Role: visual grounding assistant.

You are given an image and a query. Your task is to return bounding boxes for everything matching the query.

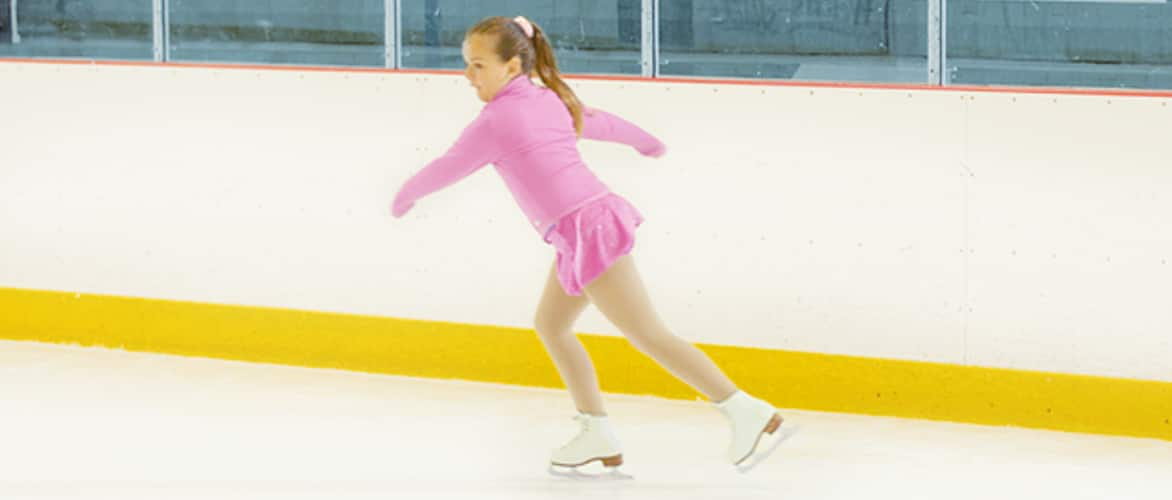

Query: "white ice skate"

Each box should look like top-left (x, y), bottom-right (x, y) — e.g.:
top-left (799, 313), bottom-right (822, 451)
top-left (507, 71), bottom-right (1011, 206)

top-left (547, 413), bottom-right (632, 480)
top-left (716, 390), bottom-right (799, 473)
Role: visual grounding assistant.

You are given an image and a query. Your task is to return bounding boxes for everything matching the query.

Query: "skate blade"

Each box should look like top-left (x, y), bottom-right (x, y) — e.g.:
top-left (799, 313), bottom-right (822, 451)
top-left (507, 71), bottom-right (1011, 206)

top-left (548, 464), bottom-right (633, 481)
top-left (736, 423), bottom-right (799, 474)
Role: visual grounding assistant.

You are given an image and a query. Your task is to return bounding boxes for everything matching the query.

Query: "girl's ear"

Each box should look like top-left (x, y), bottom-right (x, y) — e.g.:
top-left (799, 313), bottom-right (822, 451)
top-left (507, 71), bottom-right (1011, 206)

top-left (507, 55), bottom-right (523, 78)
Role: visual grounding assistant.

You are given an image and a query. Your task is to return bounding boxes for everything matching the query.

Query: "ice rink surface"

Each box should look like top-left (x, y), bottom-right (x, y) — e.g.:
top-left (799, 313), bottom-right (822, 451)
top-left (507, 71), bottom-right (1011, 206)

top-left (2, 339), bottom-right (1169, 500)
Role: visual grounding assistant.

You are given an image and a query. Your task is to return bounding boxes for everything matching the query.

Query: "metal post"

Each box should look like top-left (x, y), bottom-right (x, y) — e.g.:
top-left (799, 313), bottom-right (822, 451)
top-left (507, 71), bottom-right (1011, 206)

top-left (152, 0), bottom-right (170, 62)
top-left (640, 0), bottom-right (658, 77)
top-left (10, 0), bottom-right (20, 44)
top-left (385, 0), bottom-right (400, 68)
top-left (941, 0), bottom-right (949, 85)
top-left (928, 0), bottom-right (944, 85)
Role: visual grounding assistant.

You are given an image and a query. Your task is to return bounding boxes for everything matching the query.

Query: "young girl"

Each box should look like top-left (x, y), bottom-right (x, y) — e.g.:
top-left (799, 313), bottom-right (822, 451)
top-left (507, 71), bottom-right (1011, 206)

top-left (391, 15), bottom-right (796, 477)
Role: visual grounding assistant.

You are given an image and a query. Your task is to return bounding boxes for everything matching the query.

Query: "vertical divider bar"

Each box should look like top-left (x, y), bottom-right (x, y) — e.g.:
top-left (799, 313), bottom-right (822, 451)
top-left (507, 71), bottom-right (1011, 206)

top-left (941, 0), bottom-right (949, 85)
top-left (164, 0), bottom-right (171, 62)
top-left (385, 0), bottom-right (401, 68)
top-left (928, 0), bottom-right (943, 85)
top-left (152, 0), bottom-right (170, 62)
top-left (10, 0), bottom-right (20, 44)
top-left (641, 0), bottom-right (658, 77)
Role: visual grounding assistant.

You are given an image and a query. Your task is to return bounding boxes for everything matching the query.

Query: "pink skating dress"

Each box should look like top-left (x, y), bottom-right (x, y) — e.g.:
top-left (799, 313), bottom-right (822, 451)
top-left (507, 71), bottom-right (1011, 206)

top-left (392, 75), bottom-right (665, 295)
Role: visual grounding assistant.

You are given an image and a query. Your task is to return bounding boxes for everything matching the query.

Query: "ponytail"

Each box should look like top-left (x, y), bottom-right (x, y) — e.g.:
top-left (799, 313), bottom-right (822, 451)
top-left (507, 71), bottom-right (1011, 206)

top-left (529, 24), bottom-right (584, 135)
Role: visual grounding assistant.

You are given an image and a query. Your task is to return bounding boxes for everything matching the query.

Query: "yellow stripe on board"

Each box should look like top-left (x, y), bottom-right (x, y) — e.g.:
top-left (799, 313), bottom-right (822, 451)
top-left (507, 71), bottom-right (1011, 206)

top-left (2, 286), bottom-right (1169, 441)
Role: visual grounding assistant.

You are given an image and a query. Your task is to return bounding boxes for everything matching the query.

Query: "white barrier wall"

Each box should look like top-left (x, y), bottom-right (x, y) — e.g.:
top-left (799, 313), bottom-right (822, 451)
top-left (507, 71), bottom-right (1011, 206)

top-left (2, 62), bottom-right (1170, 382)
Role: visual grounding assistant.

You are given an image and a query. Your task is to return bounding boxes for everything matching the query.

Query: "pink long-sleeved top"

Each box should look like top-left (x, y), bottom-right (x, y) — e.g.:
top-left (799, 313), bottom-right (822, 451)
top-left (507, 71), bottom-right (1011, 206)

top-left (391, 75), bottom-right (665, 239)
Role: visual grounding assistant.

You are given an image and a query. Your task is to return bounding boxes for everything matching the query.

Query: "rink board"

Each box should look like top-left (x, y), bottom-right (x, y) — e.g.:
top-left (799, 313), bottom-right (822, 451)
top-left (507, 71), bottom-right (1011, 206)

top-left (2, 59), bottom-right (1171, 442)
top-left (2, 287), bottom-right (1169, 441)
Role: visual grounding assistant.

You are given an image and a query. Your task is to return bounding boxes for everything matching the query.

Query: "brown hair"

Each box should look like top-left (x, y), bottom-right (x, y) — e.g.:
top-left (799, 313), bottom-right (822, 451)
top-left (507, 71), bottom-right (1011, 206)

top-left (467, 16), bottom-right (584, 135)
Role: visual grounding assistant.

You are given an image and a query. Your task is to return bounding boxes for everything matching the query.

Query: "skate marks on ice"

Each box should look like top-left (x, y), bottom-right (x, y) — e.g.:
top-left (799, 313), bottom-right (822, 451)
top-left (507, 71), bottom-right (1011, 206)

top-left (736, 418), bottom-right (801, 474)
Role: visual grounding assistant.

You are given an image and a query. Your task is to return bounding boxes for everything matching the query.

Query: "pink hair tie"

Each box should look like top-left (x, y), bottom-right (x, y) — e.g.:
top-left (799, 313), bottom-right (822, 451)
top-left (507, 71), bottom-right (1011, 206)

top-left (513, 16), bottom-right (535, 39)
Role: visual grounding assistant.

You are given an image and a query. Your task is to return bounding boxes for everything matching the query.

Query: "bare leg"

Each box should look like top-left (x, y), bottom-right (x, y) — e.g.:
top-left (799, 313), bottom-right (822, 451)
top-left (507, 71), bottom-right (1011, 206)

top-left (534, 259), bottom-right (607, 416)
top-left (584, 255), bottom-right (738, 402)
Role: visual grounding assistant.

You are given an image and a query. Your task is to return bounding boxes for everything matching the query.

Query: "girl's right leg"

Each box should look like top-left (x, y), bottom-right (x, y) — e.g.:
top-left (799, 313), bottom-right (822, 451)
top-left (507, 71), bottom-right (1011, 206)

top-left (537, 259), bottom-right (628, 477)
top-left (534, 259), bottom-right (607, 416)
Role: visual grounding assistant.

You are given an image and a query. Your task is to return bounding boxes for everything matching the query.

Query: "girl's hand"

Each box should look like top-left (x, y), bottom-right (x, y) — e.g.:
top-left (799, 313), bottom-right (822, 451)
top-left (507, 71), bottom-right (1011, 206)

top-left (641, 142), bottom-right (666, 158)
top-left (391, 198), bottom-right (414, 218)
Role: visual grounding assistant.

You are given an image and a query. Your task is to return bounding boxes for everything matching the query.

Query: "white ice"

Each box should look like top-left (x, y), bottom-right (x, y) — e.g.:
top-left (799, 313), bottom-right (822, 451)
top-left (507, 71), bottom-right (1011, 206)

top-left (1, 339), bottom-right (1169, 500)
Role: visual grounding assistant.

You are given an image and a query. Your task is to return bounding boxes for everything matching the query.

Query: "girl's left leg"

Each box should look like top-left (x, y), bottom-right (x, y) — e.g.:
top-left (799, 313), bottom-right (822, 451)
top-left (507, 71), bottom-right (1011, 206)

top-left (583, 255), bottom-right (794, 471)
top-left (582, 255), bottom-right (737, 402)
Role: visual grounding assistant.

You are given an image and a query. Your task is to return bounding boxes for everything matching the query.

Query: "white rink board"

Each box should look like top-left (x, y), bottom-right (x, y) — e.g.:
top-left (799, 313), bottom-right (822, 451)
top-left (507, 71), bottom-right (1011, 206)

top-left (1, 61), bottom-right (1170, 381)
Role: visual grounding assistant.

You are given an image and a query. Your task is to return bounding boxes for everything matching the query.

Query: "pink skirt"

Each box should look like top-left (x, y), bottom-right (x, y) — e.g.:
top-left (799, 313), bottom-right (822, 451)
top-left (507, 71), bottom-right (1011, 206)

top-left (546, 193), bottom-right (645, 296)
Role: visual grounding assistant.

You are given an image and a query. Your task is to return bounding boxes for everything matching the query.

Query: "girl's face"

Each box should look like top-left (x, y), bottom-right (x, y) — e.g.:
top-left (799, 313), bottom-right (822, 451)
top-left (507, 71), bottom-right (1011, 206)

top-left (462, 34), bottom-right (523, 103)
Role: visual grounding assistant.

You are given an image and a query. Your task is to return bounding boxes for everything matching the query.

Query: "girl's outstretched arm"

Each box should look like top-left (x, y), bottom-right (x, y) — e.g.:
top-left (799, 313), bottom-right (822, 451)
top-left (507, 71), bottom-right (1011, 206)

top-left (392, 112), bottom-right (501, 217)
top-left (579, 107), bottom-right (666, 158)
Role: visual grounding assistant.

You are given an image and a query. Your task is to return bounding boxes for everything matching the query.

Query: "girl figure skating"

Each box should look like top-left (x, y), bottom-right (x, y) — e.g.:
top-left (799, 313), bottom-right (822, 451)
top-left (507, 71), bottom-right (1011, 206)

top-left (391, 15), bottom-right (797, 478)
